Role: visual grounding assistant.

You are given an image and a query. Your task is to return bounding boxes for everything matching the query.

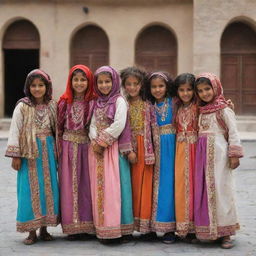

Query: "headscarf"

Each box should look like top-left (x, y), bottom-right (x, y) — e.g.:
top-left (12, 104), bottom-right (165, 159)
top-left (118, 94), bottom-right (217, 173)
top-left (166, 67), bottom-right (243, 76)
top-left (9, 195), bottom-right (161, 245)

top-left (148, 71), bottom-right (168, 82)
top-left (59, 64), bottom-right (96, 104)
top-left (17, 69), bottom-right (56, 159)
top-left (94, 66), bottom-right (121, 109)
top-left (197, 72), bottom-right (228, 114)
top-left (21, 69), bottom-right (52, 106)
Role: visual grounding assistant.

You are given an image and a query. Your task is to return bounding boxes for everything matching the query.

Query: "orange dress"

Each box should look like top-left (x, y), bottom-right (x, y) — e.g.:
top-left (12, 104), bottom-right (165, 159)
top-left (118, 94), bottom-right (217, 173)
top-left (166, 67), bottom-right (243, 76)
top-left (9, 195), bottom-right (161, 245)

top-left (175, 103), bottom-right (198, 237)
top-left (129, 99), bottom-right (155, 233)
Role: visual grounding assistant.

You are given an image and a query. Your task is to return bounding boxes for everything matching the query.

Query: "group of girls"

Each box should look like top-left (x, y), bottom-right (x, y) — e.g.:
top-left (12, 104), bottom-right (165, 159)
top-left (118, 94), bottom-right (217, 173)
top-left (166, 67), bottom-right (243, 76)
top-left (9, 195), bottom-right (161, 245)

top-left (6, 64), bottom-right (243, 249)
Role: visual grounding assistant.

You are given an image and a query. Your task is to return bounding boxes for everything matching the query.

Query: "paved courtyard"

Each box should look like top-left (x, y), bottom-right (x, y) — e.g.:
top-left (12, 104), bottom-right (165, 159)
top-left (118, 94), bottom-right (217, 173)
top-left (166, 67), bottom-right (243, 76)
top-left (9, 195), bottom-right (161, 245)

top-left (0, 139), bottom-right (255, 256)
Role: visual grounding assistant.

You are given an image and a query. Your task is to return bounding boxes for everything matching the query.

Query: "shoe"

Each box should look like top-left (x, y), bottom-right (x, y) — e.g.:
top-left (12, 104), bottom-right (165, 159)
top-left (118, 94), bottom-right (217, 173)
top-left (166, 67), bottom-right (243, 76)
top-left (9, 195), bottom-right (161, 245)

top-left (162, 232), bottom-right (176, 244)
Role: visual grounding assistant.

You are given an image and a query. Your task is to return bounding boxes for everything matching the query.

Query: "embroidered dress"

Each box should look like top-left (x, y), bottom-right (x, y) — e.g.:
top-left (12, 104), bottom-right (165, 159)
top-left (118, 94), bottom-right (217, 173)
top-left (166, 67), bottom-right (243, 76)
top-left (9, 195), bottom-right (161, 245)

top-left (6, 100), bottom-right (59, 232)
top-left (57, 99), bottom-right (94, 234)
top-left (194, 72), bottom-right (243, 240)
top-left (129, 99), bottom-right (154, 233)
top-left (89, 66), bottom-right (133, 239)
top-left (57, 65), bottom-right (96, 235)
top-left (151, 97), bottom-right (176, 232)
top-left (175, 103), bottom-right (198, 236)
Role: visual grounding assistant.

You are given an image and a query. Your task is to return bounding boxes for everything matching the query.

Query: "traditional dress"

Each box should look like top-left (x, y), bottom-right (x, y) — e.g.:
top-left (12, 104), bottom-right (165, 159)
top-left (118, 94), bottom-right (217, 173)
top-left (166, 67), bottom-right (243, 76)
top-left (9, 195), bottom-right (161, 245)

top-left (57, 65), bottom-right (96, 235)
top-left (128, 98), bottom-right (154, 233)
top-left (175, 102), bottom-right (198, 236)
top-left (5, 69), bottom-right (59, 232)
top-left (194, 73), bottom-right (243, 240)
top-left (151, 97), bottom-right (176, 233)
top-left (88, 66), bottom-right (133, 239)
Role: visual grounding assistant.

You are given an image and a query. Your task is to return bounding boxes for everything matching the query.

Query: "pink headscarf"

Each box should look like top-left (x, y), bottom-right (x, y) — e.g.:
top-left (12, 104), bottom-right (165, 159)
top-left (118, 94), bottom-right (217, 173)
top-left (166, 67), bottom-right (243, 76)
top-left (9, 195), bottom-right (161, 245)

top-left (197, 72), bottom-right (228, 114)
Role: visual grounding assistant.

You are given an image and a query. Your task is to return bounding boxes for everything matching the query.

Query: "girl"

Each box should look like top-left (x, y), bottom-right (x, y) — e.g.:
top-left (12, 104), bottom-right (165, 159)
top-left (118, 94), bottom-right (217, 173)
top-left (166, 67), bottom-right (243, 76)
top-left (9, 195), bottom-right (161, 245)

top-left (145, 71), bottom-right (176, 244)
top-left (120, 67), bottom-right (155, 238)
top-left (57, 65), bottom-right (96, 239)
top-left (194, 73), bottom-right (243, 249)
top-left (5, 69), bottom-right (59, 245)
top-left (88, 66), bottom-right (133, 242)
top-left (174, 73), bottom-right (198, 242)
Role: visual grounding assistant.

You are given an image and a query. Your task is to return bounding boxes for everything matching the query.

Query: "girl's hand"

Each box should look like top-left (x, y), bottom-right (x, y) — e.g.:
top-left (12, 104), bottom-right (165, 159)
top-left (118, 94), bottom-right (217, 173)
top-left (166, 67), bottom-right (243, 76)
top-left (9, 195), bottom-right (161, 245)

top-left (12, 157), bottom-right (21, 171)
top-left (92, 141), bottom-right (104, 155)
top-left (97, 140), bottom-right (108, 148)
top-left (229, 157), bottom-right (240, 169)
top-left (227, 99), bottom-right (235, 111)
top-left (128, 151), bottom-right (137, 164)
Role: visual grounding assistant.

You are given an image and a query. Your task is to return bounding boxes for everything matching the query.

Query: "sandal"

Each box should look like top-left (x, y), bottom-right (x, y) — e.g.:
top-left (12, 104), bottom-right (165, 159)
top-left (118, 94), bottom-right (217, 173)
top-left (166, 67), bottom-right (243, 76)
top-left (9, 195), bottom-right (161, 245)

top-left (39, 232), bottom-right (54, 241)
top-left (221, 236), bottom-right (234, 249)
top-left (183, 233), bottom-right (199, 244)
top-left (162, 232), bottom-right (176, 244)
top-left (23, 235), bottom-right (38, 245)
top-left (140, 232), bottom-right (158, 241)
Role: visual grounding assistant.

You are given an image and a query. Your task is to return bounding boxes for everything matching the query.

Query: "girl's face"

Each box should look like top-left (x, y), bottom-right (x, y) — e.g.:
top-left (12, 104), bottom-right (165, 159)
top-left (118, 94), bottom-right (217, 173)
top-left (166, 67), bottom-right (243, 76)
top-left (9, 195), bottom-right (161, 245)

top-left (197, 83), bottom-right (214, 103)
top-left (150, 77), bottom-right (167, 103)
top-left (97, 73), bottom-right (112, 95)
top-left (124, 75), bottom-right (142, 99)
top-left (72, 72), bottom-right (88, 96)
top-left (30, 78), bottom-right (46, 103)
top-left (177, 83), bottom-right (194, 105)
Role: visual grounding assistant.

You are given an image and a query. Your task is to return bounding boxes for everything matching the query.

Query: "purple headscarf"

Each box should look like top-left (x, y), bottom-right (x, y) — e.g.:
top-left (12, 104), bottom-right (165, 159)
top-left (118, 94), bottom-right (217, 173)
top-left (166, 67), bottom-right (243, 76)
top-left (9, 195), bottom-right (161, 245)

top-left (94, 66), bottom-right (121, 109)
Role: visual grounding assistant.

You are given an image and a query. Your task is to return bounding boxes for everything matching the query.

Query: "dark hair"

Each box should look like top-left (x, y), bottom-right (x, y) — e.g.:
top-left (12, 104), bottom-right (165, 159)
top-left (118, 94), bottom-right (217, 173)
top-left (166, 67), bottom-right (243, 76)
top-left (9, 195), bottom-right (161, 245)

top-left (71, 68), bottom-right (87, 80)
top-left (120, 66), bottom-right (146, 100)
top-left (195, 77), bottom-right (213, 106)
top-left (195, 77), bottom-right (212, 89)
top-left (174, 73), bottom-right (195, 94)
top-left (24, 73), bottom-right (52, 104)
top-left (145, 71), bottom-right (174, 104)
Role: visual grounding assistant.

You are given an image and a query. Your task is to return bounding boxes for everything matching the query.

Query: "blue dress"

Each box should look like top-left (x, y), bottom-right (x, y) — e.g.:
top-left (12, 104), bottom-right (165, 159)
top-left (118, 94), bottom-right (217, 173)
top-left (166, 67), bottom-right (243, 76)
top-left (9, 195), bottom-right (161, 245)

top-left (151, 97), bottom-right (176, 233)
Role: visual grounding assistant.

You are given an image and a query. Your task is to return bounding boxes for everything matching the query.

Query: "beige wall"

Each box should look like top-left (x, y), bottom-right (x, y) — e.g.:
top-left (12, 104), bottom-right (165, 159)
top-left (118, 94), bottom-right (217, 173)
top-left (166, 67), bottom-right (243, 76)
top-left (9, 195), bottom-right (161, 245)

top-left (0, 1), bottom-right (193, 117)
top-left (193, 0), bottom-right (256, 76)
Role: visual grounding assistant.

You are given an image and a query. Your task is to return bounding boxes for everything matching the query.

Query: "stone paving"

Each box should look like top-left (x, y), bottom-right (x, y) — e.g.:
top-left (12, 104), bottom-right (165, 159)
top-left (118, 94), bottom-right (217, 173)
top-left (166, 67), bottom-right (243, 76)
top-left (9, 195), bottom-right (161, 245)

top-left (0, 140), bottom-right (255, 256)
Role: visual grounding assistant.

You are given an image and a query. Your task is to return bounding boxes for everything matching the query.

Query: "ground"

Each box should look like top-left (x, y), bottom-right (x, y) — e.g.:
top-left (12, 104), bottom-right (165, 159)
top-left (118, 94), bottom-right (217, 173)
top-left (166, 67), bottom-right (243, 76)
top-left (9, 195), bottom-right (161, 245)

top-left (0, 140), bottom-right (255, 256)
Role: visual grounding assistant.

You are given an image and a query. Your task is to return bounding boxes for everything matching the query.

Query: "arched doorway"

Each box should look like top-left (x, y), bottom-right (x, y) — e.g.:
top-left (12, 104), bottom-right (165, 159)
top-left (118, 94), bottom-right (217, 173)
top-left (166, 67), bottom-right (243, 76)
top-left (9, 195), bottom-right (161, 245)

top-left (70, 25), bottom-right (109, 72)
top-left (3, 19), bottom-right (40, 117)
top-left (135, 25), bottom-right (177, 78)
top-left (221, 21), bottom-right (256, 114)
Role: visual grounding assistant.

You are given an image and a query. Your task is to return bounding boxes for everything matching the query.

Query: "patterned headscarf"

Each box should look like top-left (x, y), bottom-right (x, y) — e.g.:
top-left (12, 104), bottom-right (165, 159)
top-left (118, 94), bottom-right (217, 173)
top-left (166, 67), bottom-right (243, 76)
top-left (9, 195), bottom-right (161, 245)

top-left (59, 64), bottom-right (96, 104)
top-left (94, 66), bottom-right (121, 108)
top-left (23, 69), bottom-right (52, 105)
top-left (197, 72), bottom-right (228, 114)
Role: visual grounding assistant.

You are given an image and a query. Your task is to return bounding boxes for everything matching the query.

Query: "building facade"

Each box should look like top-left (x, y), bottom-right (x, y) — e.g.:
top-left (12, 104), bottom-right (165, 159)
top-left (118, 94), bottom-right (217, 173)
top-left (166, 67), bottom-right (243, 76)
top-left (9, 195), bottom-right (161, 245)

top-left (0, 0), bottom-right (255, 117)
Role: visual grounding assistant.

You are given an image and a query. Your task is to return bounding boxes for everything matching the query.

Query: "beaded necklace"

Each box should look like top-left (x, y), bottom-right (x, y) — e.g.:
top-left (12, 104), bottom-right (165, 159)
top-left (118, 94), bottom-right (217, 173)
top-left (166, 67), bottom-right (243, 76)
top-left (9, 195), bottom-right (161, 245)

top-left (154, 98), bottom-right (168, 121)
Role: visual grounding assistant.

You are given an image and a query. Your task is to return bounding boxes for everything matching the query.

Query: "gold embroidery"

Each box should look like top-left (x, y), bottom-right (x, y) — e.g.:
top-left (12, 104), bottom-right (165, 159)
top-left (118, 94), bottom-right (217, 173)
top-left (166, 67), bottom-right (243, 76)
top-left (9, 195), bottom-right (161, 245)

top-left (96, 154), bottom-right (104, 226)
top-left (176, 132), bottom-right (197, 143)
top-left (41, 138), bottom-right (55, 217)
top-left (28, 160), bottom-right (41, 219)
top-left (159, 124), bottom-right (176, 135)
top-left (129, 99), bottom-right (145, 133)
top-left (72, 144), bottom-right (79, 224)
top-left (63, 130), bottom-right (88, 144)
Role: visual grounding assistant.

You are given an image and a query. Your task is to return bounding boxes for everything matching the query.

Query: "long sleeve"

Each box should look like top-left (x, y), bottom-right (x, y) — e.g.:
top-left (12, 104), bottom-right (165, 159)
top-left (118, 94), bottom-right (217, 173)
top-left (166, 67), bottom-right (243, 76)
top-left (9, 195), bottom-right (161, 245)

top-left (57, 99), bottom-right (67, 138)
top-left (89, 113), bottom-right (98, 141)
top-left (97, 97), bottom-right (128, 146)
top-left (222, 107), bottom-right (244, 158)
top-left (5, 103), bottom-right (23, 157)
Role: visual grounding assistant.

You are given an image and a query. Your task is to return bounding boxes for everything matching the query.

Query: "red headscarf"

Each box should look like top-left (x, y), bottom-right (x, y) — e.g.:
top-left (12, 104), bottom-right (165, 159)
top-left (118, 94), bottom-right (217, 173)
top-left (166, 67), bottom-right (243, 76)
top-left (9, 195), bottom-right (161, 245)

top-left (59, 64), bottom-right (96, 104)
top-left (197, 72), bottom-right (228, 114)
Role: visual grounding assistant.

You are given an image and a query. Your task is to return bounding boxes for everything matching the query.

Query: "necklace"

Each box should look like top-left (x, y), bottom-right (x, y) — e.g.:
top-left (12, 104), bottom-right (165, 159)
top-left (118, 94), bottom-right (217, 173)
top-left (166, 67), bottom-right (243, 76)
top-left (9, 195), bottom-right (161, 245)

top-left (154, 98), bottom-right (168, 121)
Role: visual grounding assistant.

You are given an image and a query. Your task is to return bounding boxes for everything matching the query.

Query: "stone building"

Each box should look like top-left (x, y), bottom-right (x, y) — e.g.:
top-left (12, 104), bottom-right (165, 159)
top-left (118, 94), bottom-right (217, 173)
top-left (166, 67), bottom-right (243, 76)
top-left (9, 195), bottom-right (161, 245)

top-left (0, 0), bottom-right (255, 117)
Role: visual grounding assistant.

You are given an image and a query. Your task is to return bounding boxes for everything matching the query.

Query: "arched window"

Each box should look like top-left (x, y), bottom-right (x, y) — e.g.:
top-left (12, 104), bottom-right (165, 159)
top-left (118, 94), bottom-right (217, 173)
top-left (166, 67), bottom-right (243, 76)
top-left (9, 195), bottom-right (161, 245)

top-left (135, 25), bottom-right (177, 78)
top-left (3, 19), bottom-right (40, 116)
top-left (221, 21), bottom-right (256, 114)
top-left (71, 25), bottom-right (109, 72)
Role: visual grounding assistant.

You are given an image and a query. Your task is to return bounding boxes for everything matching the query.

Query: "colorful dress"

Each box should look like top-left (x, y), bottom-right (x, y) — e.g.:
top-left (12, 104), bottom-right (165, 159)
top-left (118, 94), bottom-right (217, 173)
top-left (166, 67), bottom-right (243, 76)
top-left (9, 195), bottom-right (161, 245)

top-left (89, 96), bottom-right (133, 239)
top-left (175, 103), bottom-right (198, 236)
top-left (57, 99), bottom-right (94, 234)
top-left (151, 97), bottom-right (176, 232)
top-left (6, 99), bottom-right (59, 232)
top-left (194, 72), bottom-right (243, 240)
top-left (194, 107), bottom-right (243, 239)
top-left (128, 99), bottom-right (154, 233)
